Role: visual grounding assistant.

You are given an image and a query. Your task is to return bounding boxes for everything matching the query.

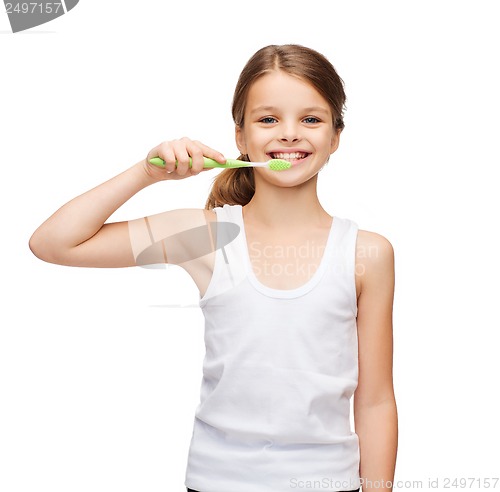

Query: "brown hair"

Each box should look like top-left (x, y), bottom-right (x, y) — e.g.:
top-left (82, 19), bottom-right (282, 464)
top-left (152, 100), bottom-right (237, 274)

top-left (204, 44), bottom-right (346, 210)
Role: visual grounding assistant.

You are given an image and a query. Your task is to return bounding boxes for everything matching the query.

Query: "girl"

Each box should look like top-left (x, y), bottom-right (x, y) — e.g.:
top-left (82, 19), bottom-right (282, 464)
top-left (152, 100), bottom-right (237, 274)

top-left (29, 44), bottom-right (398, 492)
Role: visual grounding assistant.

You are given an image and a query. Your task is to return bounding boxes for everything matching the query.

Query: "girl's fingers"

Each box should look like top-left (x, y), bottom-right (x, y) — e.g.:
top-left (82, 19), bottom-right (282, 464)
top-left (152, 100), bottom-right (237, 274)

top-left (147, 138), bottom-right (225, 180)
top-left (185, 141), bottom-right (205, 175)
top-left (193, 140), bottom-right (226, 164)
top-left (171, 139), bottom-right (192, 176)
top-left (160, 146), bottom-right (177, 173)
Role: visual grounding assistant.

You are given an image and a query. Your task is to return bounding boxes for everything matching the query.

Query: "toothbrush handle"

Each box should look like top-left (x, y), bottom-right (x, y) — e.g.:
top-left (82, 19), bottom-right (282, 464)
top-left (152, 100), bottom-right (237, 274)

top-left (148, 157), bottom-right (246, 169)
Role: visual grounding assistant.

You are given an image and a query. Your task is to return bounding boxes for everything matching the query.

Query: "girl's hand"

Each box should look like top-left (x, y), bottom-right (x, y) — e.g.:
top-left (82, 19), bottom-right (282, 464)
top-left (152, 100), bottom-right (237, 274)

top-left (144, 137), bottom-right (226, 181)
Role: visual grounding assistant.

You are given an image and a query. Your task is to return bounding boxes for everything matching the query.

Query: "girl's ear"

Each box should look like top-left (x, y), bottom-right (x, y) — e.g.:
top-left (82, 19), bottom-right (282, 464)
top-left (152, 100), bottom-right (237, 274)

top-left (235, 125), bottom-right (247, 155)
top-left (330, 128), bottom-right (341, 154)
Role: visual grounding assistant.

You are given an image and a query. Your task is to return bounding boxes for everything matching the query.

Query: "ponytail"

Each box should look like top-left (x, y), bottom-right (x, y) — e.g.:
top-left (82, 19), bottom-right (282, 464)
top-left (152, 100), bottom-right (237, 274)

top-left (204, 154), bottom-right (255, 210)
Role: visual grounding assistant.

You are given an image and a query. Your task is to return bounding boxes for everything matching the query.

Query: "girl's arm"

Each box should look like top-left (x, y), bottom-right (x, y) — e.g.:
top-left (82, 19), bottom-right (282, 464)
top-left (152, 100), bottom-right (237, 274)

top-left (353, 231), bottom-right (398, 492)
top-left (28, 139), bottom-right (225, 268)
top-left (29, 160), bottom-right (156, 267)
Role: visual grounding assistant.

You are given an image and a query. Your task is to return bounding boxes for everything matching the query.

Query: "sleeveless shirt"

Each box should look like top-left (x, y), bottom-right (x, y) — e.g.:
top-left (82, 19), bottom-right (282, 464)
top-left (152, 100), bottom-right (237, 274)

top-left (185, 204), bottom-right (361, 492)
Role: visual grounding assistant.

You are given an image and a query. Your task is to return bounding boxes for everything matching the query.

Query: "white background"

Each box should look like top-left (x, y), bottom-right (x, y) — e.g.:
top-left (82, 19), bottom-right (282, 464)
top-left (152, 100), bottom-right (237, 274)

top-left (1, 1), bottom-right (499, 491)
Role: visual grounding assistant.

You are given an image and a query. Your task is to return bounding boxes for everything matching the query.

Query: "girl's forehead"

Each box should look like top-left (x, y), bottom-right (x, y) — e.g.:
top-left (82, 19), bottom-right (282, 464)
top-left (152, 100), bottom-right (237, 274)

top-left (246, 71), bottom-right (331, 112)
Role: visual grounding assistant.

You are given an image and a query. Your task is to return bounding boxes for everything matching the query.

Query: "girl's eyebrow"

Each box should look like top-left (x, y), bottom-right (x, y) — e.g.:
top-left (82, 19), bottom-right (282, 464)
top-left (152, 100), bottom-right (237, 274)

top-left (303, 106), bottom-right (330, 114)
top-left (250, 105), bottom-right (330, 115)
top-left (250, 105), bottom-right (278, 115)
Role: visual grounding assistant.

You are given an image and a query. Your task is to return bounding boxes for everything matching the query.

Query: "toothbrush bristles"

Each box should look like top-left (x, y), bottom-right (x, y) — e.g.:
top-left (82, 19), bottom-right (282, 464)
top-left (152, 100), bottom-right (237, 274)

top-left (268, 159), bottom-right (292, 171)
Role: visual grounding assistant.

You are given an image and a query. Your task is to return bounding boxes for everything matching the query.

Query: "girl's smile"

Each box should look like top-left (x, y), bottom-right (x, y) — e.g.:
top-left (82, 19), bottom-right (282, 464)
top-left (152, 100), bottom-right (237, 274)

top-left (267, 149), bottom-right (312, 167)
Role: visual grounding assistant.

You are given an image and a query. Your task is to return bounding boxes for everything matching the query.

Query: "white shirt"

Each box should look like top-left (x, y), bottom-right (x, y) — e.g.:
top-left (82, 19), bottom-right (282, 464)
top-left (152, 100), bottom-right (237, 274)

top-left (185, 204), bottom-right (361, 492)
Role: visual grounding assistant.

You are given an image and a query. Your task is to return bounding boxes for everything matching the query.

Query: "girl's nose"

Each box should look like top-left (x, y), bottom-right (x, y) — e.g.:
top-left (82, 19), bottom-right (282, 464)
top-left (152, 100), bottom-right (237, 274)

top-left (279, 122), bottom-right (301, 143)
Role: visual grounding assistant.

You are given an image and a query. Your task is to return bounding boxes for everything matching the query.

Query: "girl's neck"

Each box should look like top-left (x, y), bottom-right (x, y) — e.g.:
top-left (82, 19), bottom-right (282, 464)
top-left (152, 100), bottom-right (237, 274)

top-left (242, 175), bottom-right (331, 230)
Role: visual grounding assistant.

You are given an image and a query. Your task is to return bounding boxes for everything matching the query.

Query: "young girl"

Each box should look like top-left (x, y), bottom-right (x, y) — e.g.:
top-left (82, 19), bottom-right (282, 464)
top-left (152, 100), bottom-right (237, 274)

top-left (29, 44), bottom-right (398, 492)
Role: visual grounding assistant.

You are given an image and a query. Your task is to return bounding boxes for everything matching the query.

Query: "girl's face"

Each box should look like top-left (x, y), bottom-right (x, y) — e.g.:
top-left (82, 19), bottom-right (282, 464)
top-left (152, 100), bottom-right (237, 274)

top-left (235, 70), bottom-right (340, 187)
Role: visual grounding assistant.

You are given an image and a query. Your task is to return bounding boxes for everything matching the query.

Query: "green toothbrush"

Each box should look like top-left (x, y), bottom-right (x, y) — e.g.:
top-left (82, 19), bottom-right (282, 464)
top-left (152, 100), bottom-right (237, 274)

top-left (148, 156), bottom-right (292, 171)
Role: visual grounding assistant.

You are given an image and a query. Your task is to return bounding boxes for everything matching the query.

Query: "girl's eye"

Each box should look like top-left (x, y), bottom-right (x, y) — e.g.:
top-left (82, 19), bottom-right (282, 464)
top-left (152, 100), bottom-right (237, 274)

top-left (303, 117), bottom-right (320, 124)
top-left (259, 117), bottom-right (277, 124)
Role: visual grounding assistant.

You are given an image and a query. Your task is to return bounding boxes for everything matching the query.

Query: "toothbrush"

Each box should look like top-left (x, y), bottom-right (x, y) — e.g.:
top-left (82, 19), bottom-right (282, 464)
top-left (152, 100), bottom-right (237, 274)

top-left (148, 156), bottom-right (292, 171)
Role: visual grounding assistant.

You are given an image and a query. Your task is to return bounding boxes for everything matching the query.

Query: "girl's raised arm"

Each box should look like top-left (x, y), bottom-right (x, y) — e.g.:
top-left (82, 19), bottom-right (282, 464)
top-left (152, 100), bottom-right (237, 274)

top-left (28, 139), bottom-right (225, 269)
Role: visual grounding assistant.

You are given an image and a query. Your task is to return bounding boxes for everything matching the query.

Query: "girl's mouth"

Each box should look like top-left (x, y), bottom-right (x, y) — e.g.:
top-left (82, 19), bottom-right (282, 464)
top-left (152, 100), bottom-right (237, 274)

top-left (268, 152), bottom-right (311, 167)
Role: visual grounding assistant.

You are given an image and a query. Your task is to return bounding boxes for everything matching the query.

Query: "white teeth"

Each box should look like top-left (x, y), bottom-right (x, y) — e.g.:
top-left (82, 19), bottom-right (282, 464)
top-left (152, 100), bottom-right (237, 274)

top-left (271, 152), bottom-right (308, 160)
